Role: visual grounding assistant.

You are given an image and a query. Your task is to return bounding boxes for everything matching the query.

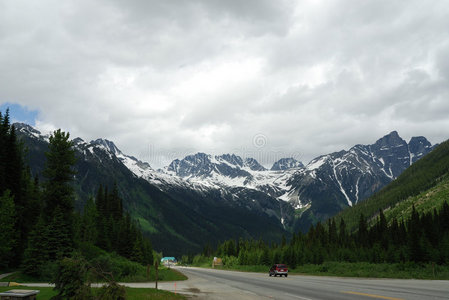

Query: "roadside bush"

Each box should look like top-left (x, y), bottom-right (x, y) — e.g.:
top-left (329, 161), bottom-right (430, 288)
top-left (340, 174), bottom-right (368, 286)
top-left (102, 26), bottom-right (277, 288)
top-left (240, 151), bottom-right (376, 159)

top-left (96, 282), bottom-right (126, 300)
top-left (192, 255), bottom-right (211, 267)
top-left (222, 255), bottom-right (238, 267)
top-left (89, 254), bottom-right (142, 280)
top-left (51, 255), bottom-right (93, 300)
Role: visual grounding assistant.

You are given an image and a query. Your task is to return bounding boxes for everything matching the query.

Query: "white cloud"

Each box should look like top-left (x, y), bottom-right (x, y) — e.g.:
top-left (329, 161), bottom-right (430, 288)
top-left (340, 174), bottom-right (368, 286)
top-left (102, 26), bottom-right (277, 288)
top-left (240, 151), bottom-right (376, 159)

top-left (1, 0), bottom-right (448, 168)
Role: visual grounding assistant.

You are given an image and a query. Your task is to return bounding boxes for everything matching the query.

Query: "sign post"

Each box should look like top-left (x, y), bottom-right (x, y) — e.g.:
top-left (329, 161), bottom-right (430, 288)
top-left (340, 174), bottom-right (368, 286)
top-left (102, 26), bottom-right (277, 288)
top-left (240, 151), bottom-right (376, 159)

top-left (155, 261), bottom-right (159, 290)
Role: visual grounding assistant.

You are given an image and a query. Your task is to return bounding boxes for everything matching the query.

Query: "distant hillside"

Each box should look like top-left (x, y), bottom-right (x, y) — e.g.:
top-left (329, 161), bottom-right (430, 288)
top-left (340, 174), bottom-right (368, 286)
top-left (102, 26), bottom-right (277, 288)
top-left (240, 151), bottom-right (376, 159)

top-left (337, 139), bottom-right (449, 231)
top-left (384, 175), bottom-right (449, 224)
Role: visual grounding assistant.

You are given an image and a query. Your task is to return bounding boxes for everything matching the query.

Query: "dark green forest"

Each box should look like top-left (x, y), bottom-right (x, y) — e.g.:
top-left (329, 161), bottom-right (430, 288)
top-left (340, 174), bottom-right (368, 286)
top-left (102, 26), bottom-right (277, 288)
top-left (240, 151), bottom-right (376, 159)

top-left (192, 201), bottom-right (449, 269)
top-left (187, 140), bottom-right (449, 271)
top-left (0, 109), bottom-right (153, 278)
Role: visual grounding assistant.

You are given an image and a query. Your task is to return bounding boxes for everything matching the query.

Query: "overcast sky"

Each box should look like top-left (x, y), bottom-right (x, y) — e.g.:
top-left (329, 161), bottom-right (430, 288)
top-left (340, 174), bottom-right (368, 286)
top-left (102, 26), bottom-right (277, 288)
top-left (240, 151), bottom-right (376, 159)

top-left (1, 0), bottom-right (449, 168)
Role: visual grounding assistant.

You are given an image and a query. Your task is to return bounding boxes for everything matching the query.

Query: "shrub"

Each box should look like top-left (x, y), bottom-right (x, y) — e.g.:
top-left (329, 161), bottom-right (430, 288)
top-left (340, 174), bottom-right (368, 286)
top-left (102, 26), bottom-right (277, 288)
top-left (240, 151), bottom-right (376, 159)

top-left (51, 256), bottom-right (93, 300)
top-left (96, 282), bottom-right (126, 300)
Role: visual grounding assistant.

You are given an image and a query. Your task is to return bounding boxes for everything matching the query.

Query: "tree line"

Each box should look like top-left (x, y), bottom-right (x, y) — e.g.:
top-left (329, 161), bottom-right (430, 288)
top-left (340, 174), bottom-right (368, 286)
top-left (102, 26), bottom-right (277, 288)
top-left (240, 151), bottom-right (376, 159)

top-left (0, 109), bottom-right (153, 277)
top-left (193, 202), bottom-right (449, 268)
top-left (77, 183), bottom-right (153, 265)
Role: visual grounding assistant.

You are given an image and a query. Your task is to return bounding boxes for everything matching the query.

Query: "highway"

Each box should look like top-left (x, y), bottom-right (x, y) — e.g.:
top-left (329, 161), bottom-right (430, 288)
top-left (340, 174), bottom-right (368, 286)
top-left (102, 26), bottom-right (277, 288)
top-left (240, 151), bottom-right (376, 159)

top-left (157, 267), bottom-right (449, 300)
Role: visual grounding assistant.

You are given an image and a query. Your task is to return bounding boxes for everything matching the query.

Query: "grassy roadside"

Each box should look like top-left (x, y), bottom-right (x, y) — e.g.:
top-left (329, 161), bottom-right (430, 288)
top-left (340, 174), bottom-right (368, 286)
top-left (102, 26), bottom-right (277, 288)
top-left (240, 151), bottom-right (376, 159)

top-left (191, 261), bottom-right (449, 279)
top-left (292, 262), bottom-right (449, 279)
top-left (0, 267), bottom-right (186, 284)
top-left (0, 286), bottom-right (186, 300)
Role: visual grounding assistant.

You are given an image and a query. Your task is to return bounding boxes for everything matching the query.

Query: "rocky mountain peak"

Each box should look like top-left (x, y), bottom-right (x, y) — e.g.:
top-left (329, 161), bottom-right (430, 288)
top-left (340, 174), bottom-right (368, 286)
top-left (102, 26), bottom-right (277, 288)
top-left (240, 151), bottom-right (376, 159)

top-left (218, 154), bottom-right (243, 167)
top-left (408, 136), bottom-right (433, 163)
top-left (166, 152), bottom-right (267, 180)
top-left (167, 152), bottom-right (214, 177)
top-left (13, 122), bottom-right (50, 141)
top-left (271, 157), bottom-right (304, 171)
top-left (72, 137), bottom-right (85, 145)
top-left (13, 122), bottom-right (42, 137)
top-left (13, 122), bottom-right (38, 133)
top-left (244, 157), bottom-right (267, 171)
top-left (409, 136), bottom-right (431, 151)
top-left (91, 138), bottom-right (121, 155)
top-left (374, 131), bottom-right (406, 148)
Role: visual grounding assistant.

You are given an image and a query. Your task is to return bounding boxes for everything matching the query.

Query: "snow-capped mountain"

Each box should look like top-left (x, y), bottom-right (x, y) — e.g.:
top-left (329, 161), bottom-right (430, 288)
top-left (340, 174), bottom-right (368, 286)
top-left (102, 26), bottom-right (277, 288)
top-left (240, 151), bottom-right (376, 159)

top-left (159, 131), bottom-right (435, 227)
top-left (279, 131), bottom-right (435, 225)
top-left (164, 153), bottom-right (278, 189)
top-left (15, 123), bottom-right (289, 253)
top-left (15, 122), bottom-right (435, 232)
top-left (271, 158), bottom-right (304, 171)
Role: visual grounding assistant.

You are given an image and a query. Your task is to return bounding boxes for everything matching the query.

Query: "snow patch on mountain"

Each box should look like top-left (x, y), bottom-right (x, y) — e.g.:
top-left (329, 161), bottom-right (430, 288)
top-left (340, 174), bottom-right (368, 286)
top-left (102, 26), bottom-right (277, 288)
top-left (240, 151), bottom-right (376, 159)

top-left (15, 123), bottom-right (435, 220)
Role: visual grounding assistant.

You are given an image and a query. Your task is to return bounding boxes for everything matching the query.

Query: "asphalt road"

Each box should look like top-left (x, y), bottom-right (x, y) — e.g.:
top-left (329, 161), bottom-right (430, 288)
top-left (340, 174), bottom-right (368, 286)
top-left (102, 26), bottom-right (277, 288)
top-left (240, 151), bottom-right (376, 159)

top-left (19, 267), bottom-right (449, 299)
top-left (163, 267), bottom-right (449, 300)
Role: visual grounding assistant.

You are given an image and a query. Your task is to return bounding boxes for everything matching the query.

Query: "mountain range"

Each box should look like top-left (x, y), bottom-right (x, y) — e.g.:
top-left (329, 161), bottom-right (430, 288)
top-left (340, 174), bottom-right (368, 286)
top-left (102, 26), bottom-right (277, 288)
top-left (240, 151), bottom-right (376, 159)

top-left (14, 123), bottom-right (435, 253)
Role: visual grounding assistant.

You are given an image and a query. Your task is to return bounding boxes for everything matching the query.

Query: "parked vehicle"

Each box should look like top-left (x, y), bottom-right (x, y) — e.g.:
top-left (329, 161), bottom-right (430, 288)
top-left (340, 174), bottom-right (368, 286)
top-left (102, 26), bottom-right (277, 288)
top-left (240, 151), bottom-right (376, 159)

top-left (269, 264), bottom-right (288, 277)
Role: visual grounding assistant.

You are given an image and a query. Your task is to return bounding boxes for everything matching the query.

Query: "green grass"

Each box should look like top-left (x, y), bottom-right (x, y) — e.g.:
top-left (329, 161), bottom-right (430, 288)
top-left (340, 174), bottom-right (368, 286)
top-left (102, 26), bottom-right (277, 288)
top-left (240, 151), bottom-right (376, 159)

top-left (125, 287), bottom-right (186, 299)
top-left (291, 261), bottom-right (449, 279)
top-left (0, 272), bottom-right (50, 283)
top-left (119, 267), bottom-right (187, 282)
top-left (0, 286), bottom-right (186, 300)
top-left (0, 286), bottom-right (56, 299)
top-left (1, 267), bottom-right (186, 284)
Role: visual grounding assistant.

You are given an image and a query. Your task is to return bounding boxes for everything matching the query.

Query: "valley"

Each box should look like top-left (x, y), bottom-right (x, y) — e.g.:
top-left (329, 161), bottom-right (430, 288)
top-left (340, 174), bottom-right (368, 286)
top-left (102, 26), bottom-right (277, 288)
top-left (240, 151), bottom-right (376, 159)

top-left (14, 123), bottom-right (437, 253)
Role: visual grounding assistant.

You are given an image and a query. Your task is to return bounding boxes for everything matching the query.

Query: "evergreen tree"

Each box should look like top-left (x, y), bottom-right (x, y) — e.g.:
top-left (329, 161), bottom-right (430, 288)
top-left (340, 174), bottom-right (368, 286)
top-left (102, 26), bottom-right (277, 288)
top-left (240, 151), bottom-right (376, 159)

top-left (441, 201), bottom-right (449, 232)
top-left (237, 249), bottom-right (247, 265)
top-left (281, 235), bottom-right (286, 248)
top-left (80, 197), bottom-right (98, 244)
top-left (357, 214), bottom-right (368, 247)
top-left (0, 190), bottom-right (16, 268)
top-left (22, 216), bottom-right (49, 276)
top-left (110, 182), bottom-right (123, 221)
top-left (328, 218), bottom-right (338, 245)
top-left (408, 205), bottom-right (423, 262)
top-left (42, 129), bottom-right (76, 259)
top-left (259, 248), bottom-right (271, 266)
top-left (0, 111), bottom-right (5, 192)
top-left (95, 184), bottom-right (105, 215)
top-left (338, 218), bottom-right (347, 245)
top-left (141, 238), bottom-right (154, 266)
top-left (51, 255), bottom-right (93, 300)
top-left (0, 109), bottom-right (33, 265)
top-left (47, 206), bottom-right (73, 260)
top-left (43, 129), bottom-right (76, 221)
top-left (131, 234), bottom-right (144, 263)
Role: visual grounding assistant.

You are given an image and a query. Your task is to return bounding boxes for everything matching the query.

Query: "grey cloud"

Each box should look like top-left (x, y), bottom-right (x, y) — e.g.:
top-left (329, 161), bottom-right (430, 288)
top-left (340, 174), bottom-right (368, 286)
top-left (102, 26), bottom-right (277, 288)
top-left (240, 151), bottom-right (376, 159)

top-left (1, 0), bottom-right (448, 168)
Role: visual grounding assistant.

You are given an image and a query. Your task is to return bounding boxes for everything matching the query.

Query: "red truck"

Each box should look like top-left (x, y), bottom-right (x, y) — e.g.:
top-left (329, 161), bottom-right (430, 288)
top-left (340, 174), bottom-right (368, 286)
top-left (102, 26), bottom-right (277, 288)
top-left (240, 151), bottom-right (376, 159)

top-left (269, 264), bottom-right (289, 277)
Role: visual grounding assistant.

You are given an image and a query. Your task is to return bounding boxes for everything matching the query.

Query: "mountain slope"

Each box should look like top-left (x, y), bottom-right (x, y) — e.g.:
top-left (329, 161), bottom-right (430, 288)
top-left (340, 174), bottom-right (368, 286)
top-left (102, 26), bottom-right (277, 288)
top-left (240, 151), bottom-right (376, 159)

top-left (337, 139), bottom-right (449, 231)
top-left (162, 131), bottom-right (434, 232)
top-left (383, 175), bottom-right (449, 224)
top-left (16, 122), bottom-right (437, 239)
top-left (282, 131), bottom-right (435, 230)
top-left (14, 123), bottom-right (288, 255)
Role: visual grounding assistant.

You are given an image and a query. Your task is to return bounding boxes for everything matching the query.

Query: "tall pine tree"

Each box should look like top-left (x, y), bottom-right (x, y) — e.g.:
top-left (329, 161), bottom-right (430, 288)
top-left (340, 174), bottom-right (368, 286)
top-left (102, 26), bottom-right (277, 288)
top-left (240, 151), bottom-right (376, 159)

top-left (42, 129), bottom-right (76, 259)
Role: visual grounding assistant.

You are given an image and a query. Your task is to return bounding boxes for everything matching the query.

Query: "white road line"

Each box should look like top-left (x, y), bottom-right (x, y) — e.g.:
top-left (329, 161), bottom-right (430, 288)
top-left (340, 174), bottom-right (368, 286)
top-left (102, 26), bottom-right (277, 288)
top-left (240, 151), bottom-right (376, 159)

top-left (284, 293), bottom-right (314, 300)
